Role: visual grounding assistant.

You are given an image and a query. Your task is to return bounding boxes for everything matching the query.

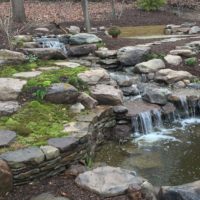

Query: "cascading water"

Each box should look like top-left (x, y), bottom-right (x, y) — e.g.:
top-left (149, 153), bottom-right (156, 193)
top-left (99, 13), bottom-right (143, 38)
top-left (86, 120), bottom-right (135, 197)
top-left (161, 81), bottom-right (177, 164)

top-left (36, 37), bottom-right (68, 55)
top-left (179, 96), bottom-right (189, 117)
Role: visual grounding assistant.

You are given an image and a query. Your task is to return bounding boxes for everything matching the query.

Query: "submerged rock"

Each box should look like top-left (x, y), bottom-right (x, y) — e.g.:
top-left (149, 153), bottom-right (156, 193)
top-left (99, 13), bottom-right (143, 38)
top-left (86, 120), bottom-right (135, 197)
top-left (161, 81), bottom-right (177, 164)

top-left (75, 166), bottom-right (145, 197)
top-left (117, 46), bottom-right (151, 66)
top-left (158, 180), bottom-right (200, 200)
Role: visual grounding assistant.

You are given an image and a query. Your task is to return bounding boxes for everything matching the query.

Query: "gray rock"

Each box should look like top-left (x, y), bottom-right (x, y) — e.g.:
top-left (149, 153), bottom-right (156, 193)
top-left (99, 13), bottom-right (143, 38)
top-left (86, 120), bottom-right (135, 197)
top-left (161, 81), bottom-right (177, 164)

top-left (117, 46), bottom-right (151, 66)
top-left (78, 69), bottom-right (110, 86)
top-left (113, 105), bottom-right (128, 114)
top-left (75, 166), bottom-right (145, 197)
top-left (69, 33), bottom-right (102, 45)
top-left (34, 27), bottom-right (50, 33)
top-left (40, 146), bottom-right (60, 160)
top-left (13, 71), bottom-right (42, 79)
top-left (121, 85), bottom-right (140, 96)
top-left (0, 147), bottom-right (45, 168)
top-left (112, 125), bottom-right (132, 141)
top-left (142, 87), bottom-right (172, 105)
top-left (164, 54), bottom-right (182, 66)
top-left (173, 81), bottom-right (186, 88)
top-left (134, 59), bottom-right (165, 74)
top-left (0, 130), bottom-right (16, 147)
top-left (21, 48), bottom-right (67, 59)
top-left (0, 159), bottom-right (13, 196)
top-left (155, 69), bottom-right (193, 84)
top-left (95, 48), bottom-right (117, 59)
top-left (99, 58), bottom-right (118, 65)
top-left (69, 44), bottom-right (97, 56)
top-left (90, 84), bottom-right (123, 105)
top-left (45, 83), bottom-right (79, 104)
top-left (48, 137), bottom-right (79, 152)
top-left (54, 61), bottom-right (80, 68)
top-left (69, 25), bottom-right (80, 34)
top-left (110, 72), bottom-right (134, 87)
top-left (0, 49), bottom-right (27, 65)
top-left (78, 92), bottom-right (98, 109)
top-left (31, 193), bottom-right (70, 200)
top-left (170, 49), bottom-right (196, 57)
top-left (158, 180), bottom-right (200, 200)
top-left (189, 26), bottom-right (200, 34)
top-left (0, 101), bottom-right (20, 116)
top-left (70, 103), bottom-right (85, 113)
top-left (0, 78), bottom-right (27, 101)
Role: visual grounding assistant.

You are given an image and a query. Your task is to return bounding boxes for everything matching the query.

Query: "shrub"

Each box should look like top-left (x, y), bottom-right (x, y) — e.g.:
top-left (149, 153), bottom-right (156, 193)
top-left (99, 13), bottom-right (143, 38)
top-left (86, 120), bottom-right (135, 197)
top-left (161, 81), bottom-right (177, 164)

top-left (137, 0), bottom-right (166, 11)
top-left (185, 57), bottom-right (198, 66)
top-left (108, 26), bottom-right (121, 38)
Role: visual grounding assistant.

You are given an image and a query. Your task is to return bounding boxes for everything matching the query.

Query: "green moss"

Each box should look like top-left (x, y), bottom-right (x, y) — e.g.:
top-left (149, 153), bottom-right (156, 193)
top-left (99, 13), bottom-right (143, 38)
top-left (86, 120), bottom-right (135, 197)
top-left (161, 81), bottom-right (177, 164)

top-left (0, 101), bottom-right (73, 146)
top-left (25, 66), bottom-right (88, 91)
top-left (185, 57), bottom-right (198, 67)
top-left (0, 60), bottom-right (55, 77)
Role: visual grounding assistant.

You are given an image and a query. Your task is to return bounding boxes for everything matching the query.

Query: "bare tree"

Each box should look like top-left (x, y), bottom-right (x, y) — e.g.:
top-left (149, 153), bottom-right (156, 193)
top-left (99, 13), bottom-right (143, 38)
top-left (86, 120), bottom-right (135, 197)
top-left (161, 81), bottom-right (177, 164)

top-left (110, 0), bottom-right (126, 20)
top-left (81, 0), bottom-right (91, 33)
top-left (11, 0), bottom-right (26, 23)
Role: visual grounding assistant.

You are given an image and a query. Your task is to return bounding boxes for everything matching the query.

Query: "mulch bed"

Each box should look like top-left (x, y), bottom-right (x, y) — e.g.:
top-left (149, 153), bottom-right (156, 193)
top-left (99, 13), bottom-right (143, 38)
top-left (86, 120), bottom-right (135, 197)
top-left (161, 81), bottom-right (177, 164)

top-left (3, 174), bottom-right (129, 200)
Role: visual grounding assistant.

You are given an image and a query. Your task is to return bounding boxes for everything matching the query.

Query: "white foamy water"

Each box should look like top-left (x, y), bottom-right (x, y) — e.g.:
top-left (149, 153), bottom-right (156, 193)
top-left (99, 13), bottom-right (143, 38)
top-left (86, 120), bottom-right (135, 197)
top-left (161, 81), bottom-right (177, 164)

top-left (134, 118), bottom-right (200, 146)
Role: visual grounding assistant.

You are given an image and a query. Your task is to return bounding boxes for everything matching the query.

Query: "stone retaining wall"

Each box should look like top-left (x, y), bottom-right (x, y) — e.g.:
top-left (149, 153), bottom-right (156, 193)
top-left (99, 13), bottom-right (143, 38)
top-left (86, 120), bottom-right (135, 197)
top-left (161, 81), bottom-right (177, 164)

top-left (0, 106), bottom-right (115, 186)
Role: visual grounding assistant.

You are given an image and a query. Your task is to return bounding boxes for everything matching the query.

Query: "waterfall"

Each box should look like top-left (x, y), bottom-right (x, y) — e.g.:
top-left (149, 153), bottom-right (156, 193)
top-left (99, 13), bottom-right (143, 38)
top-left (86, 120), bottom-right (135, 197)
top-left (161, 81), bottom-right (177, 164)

top-left (179, 96), bottom-right (189, 117)
top-left (36, 37), bottom-right (68, 55)
top-left (139, 111), bottom-right (153, 134)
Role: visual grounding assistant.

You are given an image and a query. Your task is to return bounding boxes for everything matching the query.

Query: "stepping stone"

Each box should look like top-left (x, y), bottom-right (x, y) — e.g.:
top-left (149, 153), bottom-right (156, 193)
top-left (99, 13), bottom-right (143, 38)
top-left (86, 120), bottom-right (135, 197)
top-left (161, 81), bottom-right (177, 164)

top-left (31, 193), bottom-right (70, 200)
top-left (0, 101), bottom-right (20, 116)
top-left (48, 137), bottom-right (79, 152)
top-left (13, 71), bottom-right (42, 79)
top-left (0, 147), bottom-right (45, 168)
top-left (0, 130), bottom-right (16, 147)
top-left (54, 61), bottom-right (81, 68)
top-left (75, 166), bottom-right (145, 197)
top-left (0, 78), bottom-right (27, 101)
top-left (38, 66), bottom-right (60, 71)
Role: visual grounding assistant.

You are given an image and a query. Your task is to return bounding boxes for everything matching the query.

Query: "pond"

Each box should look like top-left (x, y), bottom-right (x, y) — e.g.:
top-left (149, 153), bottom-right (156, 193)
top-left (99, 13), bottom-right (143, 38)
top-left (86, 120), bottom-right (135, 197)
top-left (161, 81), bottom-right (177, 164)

top-left (94, 118), bottom-right (200, 186)
top-left (120, 25), bottom-right (165, 37)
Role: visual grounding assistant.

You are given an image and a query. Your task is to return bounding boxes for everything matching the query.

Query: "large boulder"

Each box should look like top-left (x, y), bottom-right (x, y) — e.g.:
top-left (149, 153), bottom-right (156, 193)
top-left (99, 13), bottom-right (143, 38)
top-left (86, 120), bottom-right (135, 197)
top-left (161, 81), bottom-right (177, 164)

top-left (0, 159), bottom-right (13, 196)
top-left (45, 83), bottom-right (79, 104)
top-left (0, 49), bottom-right (27, 65)
top-left (134, 59), bottom-right (165, 74)
top-left (164, 55), bottom-right (182, 66)
top-left (69, 33), bottom-right (102, 45)
top-left (21, 48), bottom-right (67, 59)
top-left (117, 46), bottom-right (151, 66)
top-left (155, 69), bottom-right (193, 84)
top-left (75, 166), bottom-right (145, 197)
top-left (69, 44), bottom-right (97, 56)
top-left (158, 180), bottom-right (200, 200)
top-left (0, 78), bottom-right (27, 101)
top-left (90, 84), bottom-right (123, 105)
top-left (142, 87), bottom-right (172, 105)
top-left (78, 69), bottom-right (110, 86)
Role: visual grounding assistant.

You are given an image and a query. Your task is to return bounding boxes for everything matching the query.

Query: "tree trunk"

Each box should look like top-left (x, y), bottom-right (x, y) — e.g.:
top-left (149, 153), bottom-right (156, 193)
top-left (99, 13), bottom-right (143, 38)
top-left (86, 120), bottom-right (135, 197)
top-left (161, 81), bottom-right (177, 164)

top-left (11, 0), bottom-right (26, 23)
top-left (81, 0), bottom-right (91, 33)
